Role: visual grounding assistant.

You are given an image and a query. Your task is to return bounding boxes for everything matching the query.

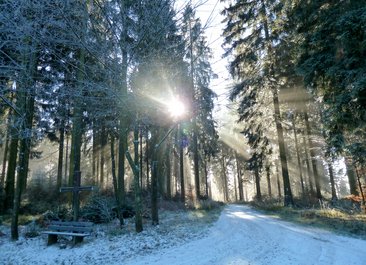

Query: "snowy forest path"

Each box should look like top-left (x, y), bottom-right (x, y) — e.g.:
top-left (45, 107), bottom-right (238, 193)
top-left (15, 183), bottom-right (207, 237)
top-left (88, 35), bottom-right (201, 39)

top-left (125, 204), bottom-right (366, 265)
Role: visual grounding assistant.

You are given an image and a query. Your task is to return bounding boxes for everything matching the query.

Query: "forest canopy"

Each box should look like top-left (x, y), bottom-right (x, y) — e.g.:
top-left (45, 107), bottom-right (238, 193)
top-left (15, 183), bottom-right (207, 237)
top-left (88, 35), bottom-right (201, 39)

top-left (0, 0), bottom-right (365, 241)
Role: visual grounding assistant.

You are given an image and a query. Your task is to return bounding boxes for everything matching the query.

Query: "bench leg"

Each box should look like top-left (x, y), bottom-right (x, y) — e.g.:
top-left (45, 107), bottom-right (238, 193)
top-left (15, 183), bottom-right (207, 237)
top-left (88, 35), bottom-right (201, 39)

top-left (73, 236), bottom-right (84, 245)
top-left (48, 234), bottom-right (58, 245)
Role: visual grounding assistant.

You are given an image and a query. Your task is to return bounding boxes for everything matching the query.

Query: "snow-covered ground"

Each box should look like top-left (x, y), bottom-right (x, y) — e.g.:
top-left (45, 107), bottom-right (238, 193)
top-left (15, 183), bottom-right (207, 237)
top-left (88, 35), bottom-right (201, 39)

top-left (0, 209), bottom-right (213, 265)
top-left (1, 204), bottom-right (366, 265)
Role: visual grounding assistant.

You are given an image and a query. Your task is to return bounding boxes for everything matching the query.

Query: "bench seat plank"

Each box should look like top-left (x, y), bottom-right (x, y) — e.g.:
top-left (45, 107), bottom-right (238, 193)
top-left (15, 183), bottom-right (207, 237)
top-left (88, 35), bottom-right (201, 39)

top-left (43, 221), bottom-right (93, 245)
top-left (50, 221), bottom-right (93, 227)
top-left (42, 231), bottom-right (91, 237)
top-left (47, 225), bottom-right (92, 233)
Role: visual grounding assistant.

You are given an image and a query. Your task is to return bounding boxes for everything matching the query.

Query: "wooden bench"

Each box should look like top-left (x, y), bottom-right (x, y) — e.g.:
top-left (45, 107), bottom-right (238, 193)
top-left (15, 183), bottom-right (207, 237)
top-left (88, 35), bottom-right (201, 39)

top-left (42, 221), bottom-right (93, 245)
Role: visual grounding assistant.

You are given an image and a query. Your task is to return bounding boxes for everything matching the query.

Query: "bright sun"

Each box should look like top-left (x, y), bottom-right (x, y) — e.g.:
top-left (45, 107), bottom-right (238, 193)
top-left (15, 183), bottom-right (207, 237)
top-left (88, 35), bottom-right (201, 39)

top-left (167, 97), bottom-right (186, 118)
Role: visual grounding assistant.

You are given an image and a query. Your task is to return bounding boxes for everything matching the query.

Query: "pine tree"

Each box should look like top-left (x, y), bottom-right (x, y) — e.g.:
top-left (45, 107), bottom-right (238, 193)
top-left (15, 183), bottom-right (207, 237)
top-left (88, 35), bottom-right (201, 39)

top-left (131, 0), bottom-right (187, 225)
top-left (181, 4), bottom-right (218, 200)
top-left (290, 0), bottom-right (366, 176)
top-left (222, 0), bottom-right (294, 206)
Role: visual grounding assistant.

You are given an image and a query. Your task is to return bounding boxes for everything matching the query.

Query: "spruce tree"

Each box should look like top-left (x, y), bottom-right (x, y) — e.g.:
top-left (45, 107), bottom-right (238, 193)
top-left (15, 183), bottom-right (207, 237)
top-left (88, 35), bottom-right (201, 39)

top-left (181, 4), bottom-right (218, 200)
top-left (222, 0), bottom-right (294, 206)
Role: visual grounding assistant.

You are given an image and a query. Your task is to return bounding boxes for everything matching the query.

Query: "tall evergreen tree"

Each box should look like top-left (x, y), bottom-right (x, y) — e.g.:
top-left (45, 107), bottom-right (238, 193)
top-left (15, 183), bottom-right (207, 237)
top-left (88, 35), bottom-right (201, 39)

top-left (181, 4), bottom-right (218, 199)
top-left (286, 0), bottom-right (366, 195)
top-left (222, 0), bottom-right (294, 205)
top-left (131, 0), bottom-right (188, 224)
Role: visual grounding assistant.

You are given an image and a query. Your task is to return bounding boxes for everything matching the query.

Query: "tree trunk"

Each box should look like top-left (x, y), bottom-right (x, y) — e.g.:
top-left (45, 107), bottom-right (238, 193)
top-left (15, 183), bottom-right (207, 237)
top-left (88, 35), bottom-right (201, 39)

top-left (4, 125), bottom-right (19, 211)
top-left (151, 159), bottom-right (158, 225)
top-left (100, 126), bottom-right (106, 187)
top-left (12, 90), bottom-right (36, 240)
top-left (266, 165), bottom-right (272, 198)
top-left (11, 44), bottom-right (37, 239)
top-left (276, 162), bottom-right (282, 198)
top-left (99, 144), bottom-right (105, 186)
top-left (179, 125), bottom-right (185, 203)
top-left (110, 135), bottom-right (124, 226)
top-left (145, 130), bottom-right (149, 189)
top-left (261, 0), bottom-right (293, 206)
top-left (19, 108), bottom-right (35, 192)
top-left (117, 0), bottom-right (129, 209)
top-left (56, 126), bottom-right (65, 191)
top-left (67, 6), bottom-right (88, 218)
top-left (68, 99), bottom-right (83, 187)
top-left (345, 157), bottom-right (358, 196)
top-left (140, 128), bottom-right (143, 189)
top-left (304, 110), bottom-right (322, 199)
top-left (110, 137), bottom-right (122, 222)
top-left (328, 159), bottom-right (338, 201)
top-left (133, 124), bottom-right (143, 232)
top-left (157, 145), bottom-right (164, 196)
top-left (272, 87), bottom-right (293, 206)
top-left (117, 119), bottom-right (127, 204)
top-left (204, 159), bottom-right (209, 198)
top-left (64, 132), bottom-right (69, 185)
top-left (234, 166), bottom-right (238, 201)
top-left (69, 92), bottom-right (84, 221)
top-left (1, 95), bottom-right (15, 213)
top-left (68, 46), bottom-right (85, 187)
top-left (222, 157), bottom-right (229, 202)
top-left (1, 124), bottom-right (9, 189)
top-left (356, 167), bottom-right (365, 212)
top-left (165, 140), bottom-right (171, 199)
top-left (254, 164), bottom-right (262, 201)
top-left (192, 126), bottom-right (200, 199)
top-left (292, 115), bottom-right (305, 197)
top-left (92, 123), bottom-right (98, 179)
top-left (236, 156), bottom-right (243, 201)
top-left (151, 131), bottom-right (159, 225)
top-left (0, 125), bottom-right (10, 213)
top-left (151, 126), bottom-right (175, 225)
top-left (188, 14), bottom-right (200, 200)
top-left (174, 147), bottom-right (179, 197)
top-left (0, 94), bottom-right (12, 195)
top-left (303, 133), bottom-right (314, 196)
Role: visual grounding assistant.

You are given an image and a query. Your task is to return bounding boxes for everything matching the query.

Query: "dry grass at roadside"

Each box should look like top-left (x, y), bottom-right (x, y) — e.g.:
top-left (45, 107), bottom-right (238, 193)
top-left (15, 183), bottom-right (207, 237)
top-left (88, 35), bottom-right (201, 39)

top-left (247, 199), bottom-right (366, 239)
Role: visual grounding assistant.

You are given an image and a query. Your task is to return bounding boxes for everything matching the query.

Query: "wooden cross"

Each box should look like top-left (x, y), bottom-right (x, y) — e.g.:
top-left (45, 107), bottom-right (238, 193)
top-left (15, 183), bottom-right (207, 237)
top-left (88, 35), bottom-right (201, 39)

top-left (60, 171), bottom-right (95, 221)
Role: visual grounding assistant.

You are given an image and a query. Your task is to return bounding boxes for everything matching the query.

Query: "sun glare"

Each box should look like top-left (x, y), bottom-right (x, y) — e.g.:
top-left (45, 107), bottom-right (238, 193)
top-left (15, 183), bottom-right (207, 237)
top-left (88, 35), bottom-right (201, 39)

top-left (167, 97), bottom-right (186, 118)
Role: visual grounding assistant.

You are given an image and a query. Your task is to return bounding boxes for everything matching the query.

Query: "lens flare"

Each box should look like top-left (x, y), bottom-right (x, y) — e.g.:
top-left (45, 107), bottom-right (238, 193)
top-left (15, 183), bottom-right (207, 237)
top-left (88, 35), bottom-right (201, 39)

top-left (167, 97), bottom-right (186, 118)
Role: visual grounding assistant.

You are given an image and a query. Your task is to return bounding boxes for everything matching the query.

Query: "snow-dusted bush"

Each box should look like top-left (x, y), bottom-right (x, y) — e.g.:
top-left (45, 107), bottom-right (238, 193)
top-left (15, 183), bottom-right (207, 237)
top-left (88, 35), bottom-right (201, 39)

top-left (81, 194), bottom-right (116, 223)
top-left (186, 199), bottom-right (224, 210)
top-left (24, 220), bottom-right (40, 238)
top-left (37, 206), bottom-right (73, 228)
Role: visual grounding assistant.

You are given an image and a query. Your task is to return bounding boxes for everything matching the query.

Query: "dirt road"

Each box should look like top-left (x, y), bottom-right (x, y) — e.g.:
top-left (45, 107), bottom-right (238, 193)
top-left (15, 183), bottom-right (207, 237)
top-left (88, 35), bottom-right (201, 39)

top-left (125, 204), bottom-right (366, 265)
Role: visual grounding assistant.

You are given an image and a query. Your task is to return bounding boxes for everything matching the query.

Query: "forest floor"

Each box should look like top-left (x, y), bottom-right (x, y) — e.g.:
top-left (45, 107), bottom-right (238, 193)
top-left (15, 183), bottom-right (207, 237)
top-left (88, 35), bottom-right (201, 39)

top-left (1, 204), bottom-right (366, 265)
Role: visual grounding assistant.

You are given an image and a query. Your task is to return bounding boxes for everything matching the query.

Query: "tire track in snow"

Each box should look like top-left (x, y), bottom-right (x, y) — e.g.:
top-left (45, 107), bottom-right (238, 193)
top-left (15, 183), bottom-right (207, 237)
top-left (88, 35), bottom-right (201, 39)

top-left (124, 204), bottom-right (366, 265)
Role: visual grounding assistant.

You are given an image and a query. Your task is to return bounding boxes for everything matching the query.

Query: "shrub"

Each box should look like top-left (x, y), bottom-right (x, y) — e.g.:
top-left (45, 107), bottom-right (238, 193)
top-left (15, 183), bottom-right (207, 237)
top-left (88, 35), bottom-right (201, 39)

top-left (38, 206), bottom-right (73, 226)
top-left (159, 200), bottom-right (185, 211)
top-left (24, 219), bottom-right (40, 238)
top-left (119, 205), bottom-right (135, 219)
top-left (22, 182), bottom-right (60, 215)
top-left (186, 198), bottom-right (224, 211)
top-left (249, 198), bottom-right (283, 211)
top-left (81, 194), bottom-right (116, 223)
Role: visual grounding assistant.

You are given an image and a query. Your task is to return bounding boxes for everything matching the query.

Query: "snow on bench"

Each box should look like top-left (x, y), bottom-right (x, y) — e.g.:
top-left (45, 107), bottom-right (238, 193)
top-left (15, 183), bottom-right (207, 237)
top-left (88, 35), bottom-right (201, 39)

top-left (42, 221), bottom-right (93, 245)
